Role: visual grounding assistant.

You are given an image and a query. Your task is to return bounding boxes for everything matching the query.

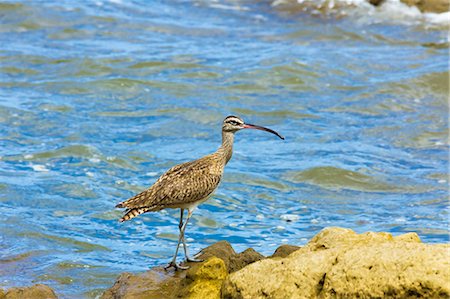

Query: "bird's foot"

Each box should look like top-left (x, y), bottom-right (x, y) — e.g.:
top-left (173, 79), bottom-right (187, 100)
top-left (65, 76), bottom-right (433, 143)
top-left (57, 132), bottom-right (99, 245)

top-left (186, 257), bottom-right (203, 263)
top-left (164, 261), bottom-right (189, 271)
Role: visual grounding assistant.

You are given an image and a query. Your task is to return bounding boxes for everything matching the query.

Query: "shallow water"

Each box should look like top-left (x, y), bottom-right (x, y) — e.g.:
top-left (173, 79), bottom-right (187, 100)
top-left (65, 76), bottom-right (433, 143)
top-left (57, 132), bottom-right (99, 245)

top-left (0, 0), bottom-right (448, 297)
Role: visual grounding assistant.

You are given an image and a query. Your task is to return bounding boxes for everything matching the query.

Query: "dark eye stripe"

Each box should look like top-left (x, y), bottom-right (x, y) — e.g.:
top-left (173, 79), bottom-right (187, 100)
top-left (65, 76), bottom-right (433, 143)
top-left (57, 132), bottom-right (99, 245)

top-left (227, 120), bottom-right (240, 125)
top-left (224, 115), bottom-right (243, 125)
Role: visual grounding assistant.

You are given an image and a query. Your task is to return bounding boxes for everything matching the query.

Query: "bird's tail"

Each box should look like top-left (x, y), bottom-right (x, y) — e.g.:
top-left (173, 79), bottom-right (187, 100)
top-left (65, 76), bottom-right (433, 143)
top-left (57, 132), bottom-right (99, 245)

top-left (115, 190), bottom-right (148, 209)
top-left (119, 207), bottom-right (152, 222)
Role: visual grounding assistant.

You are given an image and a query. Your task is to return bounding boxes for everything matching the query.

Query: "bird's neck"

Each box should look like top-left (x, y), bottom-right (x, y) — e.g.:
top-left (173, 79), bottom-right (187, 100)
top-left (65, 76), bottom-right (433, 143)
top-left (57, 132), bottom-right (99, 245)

top-left (217, 130), bottom-right (234, 165)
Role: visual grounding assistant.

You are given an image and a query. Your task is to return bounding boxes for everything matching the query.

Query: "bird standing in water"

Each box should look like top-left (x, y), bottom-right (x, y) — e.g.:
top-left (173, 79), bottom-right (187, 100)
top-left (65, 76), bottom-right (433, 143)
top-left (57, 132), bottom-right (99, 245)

top-left (116, 115), bottom-right (284, 270)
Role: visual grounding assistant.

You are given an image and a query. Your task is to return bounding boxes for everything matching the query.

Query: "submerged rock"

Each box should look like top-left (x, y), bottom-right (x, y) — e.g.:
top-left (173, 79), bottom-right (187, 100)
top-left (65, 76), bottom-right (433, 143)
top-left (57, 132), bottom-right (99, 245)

top-left (222, 227), bottom-right (450, 298)
top-left (0, 284), bottom-right (57, 299)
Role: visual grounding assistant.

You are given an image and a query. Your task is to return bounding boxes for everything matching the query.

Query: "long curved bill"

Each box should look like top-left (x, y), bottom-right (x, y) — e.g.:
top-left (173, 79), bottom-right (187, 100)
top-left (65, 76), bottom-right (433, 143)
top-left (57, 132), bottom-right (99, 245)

top-left (243, 123), bottom-right (285, 140)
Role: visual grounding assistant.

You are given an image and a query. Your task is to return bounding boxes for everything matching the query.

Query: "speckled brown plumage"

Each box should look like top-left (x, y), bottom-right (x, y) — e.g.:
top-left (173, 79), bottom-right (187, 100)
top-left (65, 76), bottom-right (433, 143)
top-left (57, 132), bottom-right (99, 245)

top-left (116, 153), bottom-right (224, 222)
top-left (116, 116), bottom-right (239, 223)
top-left (115, 115), bottom-right (284, 270)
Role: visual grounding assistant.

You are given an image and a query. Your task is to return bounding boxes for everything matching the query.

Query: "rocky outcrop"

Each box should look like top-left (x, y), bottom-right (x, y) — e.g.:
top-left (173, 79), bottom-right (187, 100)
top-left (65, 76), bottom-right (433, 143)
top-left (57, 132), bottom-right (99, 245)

top-left (99, 268), bottom-right (183, 299)
top-left (192, 240), bottom-right (265, 273)
top-left (0, 284), bottom-right (57, 299)
top-left (370, 0), bottom-right (449, 13)
top-left (274, 0), bottom-right (448, 15)
top-left (222, 227), bottom-right (450, 298)
top-left (13, 227), bottom-right (444, 298)
top-left (100, 240), bottom-right (264, 299)
top-left (100, 257), bottom-right (229, 299)
top-left (269, 244), bottom-right (300, 258)
top-left (101, 227), bottom-right (449, 298)
top-left (182, 257), bottom-right (227, 299)
top-left (4, 227), bottom-right (447, 299)
top-left (400, 0), bottom-right (449, 13)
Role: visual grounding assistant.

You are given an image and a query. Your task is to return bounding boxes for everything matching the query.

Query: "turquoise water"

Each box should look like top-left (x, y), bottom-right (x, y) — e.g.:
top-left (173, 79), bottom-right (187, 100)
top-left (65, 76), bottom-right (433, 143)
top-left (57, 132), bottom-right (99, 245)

top-left (0, 1), bottom-right (448, 297)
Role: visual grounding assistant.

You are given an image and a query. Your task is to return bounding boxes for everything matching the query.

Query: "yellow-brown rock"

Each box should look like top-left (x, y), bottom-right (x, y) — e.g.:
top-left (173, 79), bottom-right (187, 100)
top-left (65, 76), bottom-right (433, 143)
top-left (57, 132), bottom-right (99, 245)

top-left (222, 227), bottom-right (450, 298)
top-left (182, 257), bottom-right (228, 299)
top-left (100, 268), bottom-right (186, 299)
top-left (400, 0), bottom-right (449, 13)
top-left (101, 241), bottom-right (261, 299)
top-left (270, 244), bottom-right (300, 258)
top-left (0, 284), bottom-right (57, 299)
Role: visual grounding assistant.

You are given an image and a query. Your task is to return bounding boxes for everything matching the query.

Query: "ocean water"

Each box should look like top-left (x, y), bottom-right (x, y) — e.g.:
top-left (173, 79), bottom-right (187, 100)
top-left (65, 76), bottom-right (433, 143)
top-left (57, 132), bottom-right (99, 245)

top-left (0, 0), bottom-right (448, 297)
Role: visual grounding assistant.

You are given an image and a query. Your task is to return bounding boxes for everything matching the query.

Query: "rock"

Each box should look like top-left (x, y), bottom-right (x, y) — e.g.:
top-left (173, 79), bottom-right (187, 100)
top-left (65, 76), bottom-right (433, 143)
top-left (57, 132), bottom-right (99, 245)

top-left (368, 0), bottom-right (385, 6)
top-left (102, 228), bottom-right (449, 298)
top-left (195, 241), bottom-right (264, 273)
top-left (222, 227), bottom-right (450, 298)
top-left (195, 240), bottom-right (236, 271)
top-left (0, 284), bottom-right (57, 299)
top-left (400, 0), bottom-right (449, 13)
top-left (270, 244), bottom-right (301, 258)
top-left (101, 258), bottom-right (229, 299)
top-left (100, 268), bottom-right (186, 299)
top-left (181, 257), bottom-right (228, 299)
top-left (100, 258), bottom-right (229, 299)
top-left (228, 248), bottom-right (265, 273)
top-left (273, 0), bottom-right (448, 15)
top-left (370, 0), bottom-right (449, 13)
top-left (101, 241), bottom-right (262, 299)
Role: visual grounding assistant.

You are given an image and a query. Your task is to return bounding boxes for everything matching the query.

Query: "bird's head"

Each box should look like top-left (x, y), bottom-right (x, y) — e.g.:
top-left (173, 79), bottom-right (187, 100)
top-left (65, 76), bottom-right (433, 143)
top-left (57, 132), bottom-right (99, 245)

top-left (222, 115), bottom-right (284, 140)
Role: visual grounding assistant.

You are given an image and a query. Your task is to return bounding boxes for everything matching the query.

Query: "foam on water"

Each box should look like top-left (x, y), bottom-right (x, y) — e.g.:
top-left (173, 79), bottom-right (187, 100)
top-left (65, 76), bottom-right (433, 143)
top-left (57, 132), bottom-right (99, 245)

top-left (0, 0), bottom-right (448, 297)
top-left (272, 0), bottom-right (450, 27)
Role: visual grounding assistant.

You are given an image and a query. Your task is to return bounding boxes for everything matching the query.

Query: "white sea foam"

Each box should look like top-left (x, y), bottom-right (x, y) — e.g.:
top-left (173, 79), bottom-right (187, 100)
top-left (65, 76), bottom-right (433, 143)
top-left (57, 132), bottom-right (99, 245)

top-left (31, 164), bottom-right (49, 172)
top-left (272, 0), bottom-right (449, 28)
top-left (89, 157), bottom-right (101, 163)
top-left (145, 172), bottom-right (159, 177)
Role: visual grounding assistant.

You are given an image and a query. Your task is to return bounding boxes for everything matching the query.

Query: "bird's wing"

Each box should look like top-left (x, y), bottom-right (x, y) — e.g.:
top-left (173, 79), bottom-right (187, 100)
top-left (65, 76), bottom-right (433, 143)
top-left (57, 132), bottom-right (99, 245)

top-left (116, 155), bottom-right (222, 210)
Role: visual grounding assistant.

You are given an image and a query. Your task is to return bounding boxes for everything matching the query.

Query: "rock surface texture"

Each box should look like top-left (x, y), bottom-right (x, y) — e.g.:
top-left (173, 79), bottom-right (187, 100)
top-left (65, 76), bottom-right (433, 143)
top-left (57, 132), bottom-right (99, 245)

top-left (275, 0), bottom-right (449, 14)
top-left (100, 240), bottom-right (265, 299)
top-left (0, 284), bottom-right (57, 299)
top-left (222, 227), bottom-right (450, 299)
top-left (4, 228), bottom-right (448, 299)
top-left (399, 0), bottom-right (449, 13)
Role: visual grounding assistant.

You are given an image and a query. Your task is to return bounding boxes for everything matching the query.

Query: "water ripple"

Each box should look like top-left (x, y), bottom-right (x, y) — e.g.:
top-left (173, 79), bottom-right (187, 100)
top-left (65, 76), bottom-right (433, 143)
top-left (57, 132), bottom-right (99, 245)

top-left (0, 1), bottom-right (447, 298)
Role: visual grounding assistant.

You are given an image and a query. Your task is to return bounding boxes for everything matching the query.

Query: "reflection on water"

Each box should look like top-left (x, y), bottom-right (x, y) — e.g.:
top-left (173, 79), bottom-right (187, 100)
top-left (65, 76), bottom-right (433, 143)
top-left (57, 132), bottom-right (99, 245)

top-left (0, 0), bottom-right (448, 297)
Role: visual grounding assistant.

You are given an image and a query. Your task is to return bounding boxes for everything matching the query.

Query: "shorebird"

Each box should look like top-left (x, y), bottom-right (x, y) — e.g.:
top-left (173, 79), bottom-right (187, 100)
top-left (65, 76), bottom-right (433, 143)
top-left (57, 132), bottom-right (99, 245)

top-left (116, 115), bottom-right (284, 270)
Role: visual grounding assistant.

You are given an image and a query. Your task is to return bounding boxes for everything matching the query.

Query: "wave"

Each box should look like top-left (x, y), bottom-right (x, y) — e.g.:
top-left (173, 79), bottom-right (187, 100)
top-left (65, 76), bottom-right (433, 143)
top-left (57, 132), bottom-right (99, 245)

top-left (271, 0), bottom-right (449, 28)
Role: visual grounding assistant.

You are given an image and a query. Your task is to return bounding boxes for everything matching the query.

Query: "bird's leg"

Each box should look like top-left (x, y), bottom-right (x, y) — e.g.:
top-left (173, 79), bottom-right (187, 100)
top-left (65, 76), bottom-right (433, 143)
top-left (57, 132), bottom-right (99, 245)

top-left (182, 208), bottom-right (203, 263)
top-left (164, 209), bottom-right (188, 271)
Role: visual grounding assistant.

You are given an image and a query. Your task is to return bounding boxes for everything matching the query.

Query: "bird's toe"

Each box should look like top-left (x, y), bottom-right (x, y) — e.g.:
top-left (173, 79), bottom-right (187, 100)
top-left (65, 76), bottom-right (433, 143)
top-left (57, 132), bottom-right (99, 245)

top-left (164, 261), bottom-right (189, 271)
top-left (186, 257), bottom-right (203, 263)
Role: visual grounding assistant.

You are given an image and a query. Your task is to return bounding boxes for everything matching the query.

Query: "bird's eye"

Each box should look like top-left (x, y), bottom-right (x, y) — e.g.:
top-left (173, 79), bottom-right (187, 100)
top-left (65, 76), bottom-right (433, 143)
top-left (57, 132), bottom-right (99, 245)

top-left (228, 120), bottom-right (239, 125)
